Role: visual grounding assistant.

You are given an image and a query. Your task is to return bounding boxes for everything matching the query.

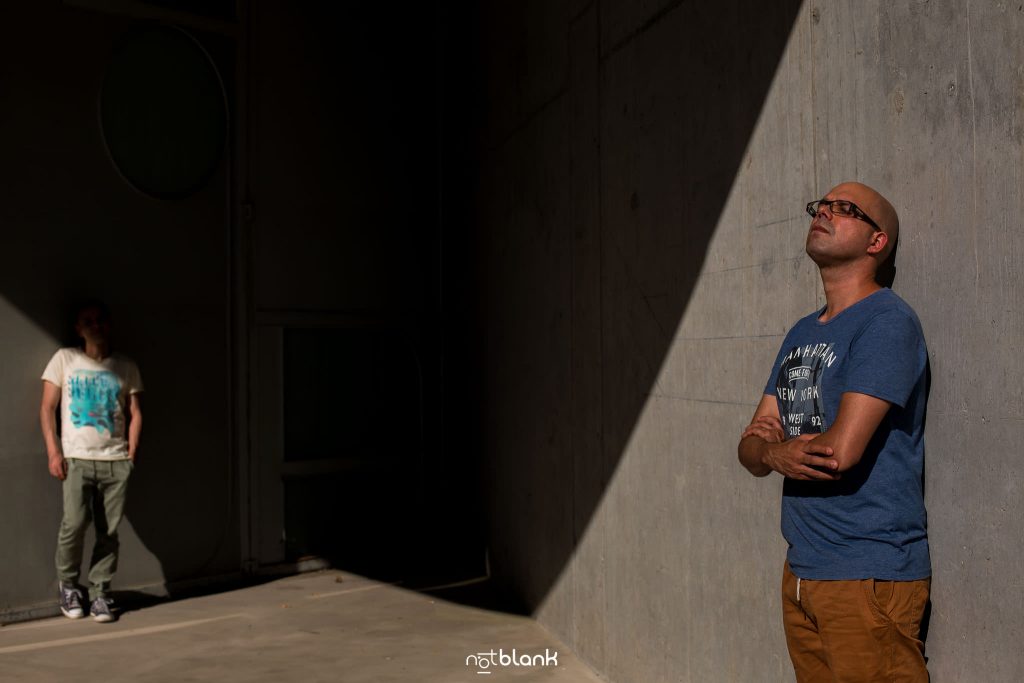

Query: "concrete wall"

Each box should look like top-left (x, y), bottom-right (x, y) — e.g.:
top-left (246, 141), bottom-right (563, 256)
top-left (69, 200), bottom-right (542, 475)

top-left (469, 1), bottom-right (1024, 681)
top-left (0, 3), bottom-right (237, 614)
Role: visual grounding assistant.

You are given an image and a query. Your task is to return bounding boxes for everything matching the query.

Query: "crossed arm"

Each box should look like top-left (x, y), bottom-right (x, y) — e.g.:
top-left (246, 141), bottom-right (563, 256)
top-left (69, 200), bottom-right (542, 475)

top-left (737, 392), bottom-right (892, 480)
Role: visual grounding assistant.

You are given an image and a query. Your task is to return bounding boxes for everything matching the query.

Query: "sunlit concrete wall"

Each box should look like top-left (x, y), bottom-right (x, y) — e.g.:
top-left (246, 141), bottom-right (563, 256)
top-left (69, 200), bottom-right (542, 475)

top-left (473, 1), bottom-right (1024, 681)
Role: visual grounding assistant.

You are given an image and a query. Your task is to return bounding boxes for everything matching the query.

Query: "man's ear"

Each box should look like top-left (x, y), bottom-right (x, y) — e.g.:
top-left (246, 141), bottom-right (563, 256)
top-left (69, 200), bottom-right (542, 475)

top-left (867, 230), bottom-right (888, 256)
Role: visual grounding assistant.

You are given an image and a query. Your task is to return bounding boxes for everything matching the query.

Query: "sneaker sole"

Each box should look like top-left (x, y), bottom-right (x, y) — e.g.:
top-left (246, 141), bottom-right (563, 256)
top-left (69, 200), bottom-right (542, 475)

top-left (60, 607), bottom-right (84, 619)
top-left (92, 613), bottom-right (115, 623)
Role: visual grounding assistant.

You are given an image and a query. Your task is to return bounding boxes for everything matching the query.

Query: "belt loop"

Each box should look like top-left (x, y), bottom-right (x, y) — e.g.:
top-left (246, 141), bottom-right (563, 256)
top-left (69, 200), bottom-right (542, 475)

top-left (797, 577), bottom-right (801, 603)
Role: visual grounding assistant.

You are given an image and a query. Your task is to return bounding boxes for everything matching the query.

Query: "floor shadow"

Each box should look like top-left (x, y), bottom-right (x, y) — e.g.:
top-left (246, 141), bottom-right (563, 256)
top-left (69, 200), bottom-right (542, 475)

top-left (416, 578), bottom-right (526, 614)
top-left (110, 574), bottom-right (281, 617)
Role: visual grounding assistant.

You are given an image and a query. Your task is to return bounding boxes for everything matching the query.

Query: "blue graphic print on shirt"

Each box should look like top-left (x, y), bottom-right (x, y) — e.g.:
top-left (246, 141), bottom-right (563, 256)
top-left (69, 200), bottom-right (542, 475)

top-left (774, 342), bottom-right (837, 437)
top-left (68, 370), bottom-right (121, 435)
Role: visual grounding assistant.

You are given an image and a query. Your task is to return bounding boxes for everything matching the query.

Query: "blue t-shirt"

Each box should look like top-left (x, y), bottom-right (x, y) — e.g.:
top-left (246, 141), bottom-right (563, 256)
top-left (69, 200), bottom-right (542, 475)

top-left (763, 288), bottom-right (930, 580)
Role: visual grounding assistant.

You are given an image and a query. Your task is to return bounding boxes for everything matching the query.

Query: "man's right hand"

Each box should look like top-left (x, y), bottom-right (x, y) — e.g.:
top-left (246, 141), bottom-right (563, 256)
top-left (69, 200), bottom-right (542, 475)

top-left (760, 434), bottom-right (840, 481)
top-left (47, 453), bottom-right (66, 481)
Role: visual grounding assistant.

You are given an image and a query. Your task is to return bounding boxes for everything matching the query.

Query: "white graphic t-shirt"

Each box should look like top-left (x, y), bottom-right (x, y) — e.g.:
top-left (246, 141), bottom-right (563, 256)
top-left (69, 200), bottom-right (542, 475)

top-left (41, 348), bottom-right (144, 460)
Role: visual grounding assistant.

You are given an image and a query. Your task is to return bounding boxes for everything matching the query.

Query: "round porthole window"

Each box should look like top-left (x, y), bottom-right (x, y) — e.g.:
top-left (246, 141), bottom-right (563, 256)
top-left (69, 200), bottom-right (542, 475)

top-left (100, 26), bottom-right (227, 200)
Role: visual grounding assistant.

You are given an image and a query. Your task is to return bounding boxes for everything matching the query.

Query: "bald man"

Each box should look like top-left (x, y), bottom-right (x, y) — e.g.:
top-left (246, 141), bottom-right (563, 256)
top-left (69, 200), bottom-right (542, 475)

top-left (738, 182), bottom-right (931, 682)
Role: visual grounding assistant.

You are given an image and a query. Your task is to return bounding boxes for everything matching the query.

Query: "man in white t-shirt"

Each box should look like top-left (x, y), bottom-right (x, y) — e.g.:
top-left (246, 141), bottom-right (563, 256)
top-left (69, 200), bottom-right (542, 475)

top-left (40, 301), bottom-right (143, 623)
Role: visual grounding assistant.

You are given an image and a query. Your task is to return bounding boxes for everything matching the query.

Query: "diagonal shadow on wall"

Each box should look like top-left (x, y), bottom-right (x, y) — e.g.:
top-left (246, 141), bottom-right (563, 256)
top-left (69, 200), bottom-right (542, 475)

top-left (436, 0), bottom-right (807, 613)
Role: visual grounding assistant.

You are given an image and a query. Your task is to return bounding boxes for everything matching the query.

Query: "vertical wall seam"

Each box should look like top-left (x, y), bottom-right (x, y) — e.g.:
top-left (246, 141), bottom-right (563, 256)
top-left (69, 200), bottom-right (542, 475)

top-left (810, 0), bottom-right (818, 191)
top-left (566, 7), bottom-right (578, 653)
top-left (595, 0), bottom-right (608, 669)
top-left (966, 0), bottom-right (979, 296)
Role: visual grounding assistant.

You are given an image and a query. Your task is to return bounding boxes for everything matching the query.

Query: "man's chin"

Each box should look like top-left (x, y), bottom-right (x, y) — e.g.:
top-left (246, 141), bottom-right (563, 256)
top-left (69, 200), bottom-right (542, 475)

top-left (804, 244), bottom-right (834, 267)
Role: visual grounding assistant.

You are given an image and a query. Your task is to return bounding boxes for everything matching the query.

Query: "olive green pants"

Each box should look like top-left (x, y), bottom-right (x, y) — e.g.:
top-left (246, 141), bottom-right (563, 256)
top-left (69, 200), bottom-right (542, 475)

top-left (55, 458), bottom-right (132, 599)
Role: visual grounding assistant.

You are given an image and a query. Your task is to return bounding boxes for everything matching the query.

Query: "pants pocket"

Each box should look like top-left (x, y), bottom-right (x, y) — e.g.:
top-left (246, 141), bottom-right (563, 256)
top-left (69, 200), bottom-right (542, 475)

top-left (895, 579), bottom-right (930, 640)
top-left (873, 579), bottom-right (894, 615)
top-left (862, 578), bottom-right (894, 624)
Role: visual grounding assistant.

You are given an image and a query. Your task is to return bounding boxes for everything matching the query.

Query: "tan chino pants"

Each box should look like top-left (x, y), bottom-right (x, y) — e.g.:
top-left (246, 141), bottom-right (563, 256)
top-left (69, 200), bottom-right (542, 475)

top-left (782, 562), bottom-right (930, 683)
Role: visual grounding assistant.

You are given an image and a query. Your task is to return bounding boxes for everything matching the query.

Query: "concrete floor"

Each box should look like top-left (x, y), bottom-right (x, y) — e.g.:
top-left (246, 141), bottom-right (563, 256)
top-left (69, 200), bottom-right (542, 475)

top-left (0, 570), bottom-right (603, 682)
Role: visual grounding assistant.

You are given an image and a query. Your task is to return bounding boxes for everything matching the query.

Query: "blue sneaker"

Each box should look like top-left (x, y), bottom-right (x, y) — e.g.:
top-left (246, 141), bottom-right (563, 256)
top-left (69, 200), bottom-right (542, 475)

top-left (90, 595), bottom-right (116, 623)
top-left (58, 582), bottom-right (84, 619)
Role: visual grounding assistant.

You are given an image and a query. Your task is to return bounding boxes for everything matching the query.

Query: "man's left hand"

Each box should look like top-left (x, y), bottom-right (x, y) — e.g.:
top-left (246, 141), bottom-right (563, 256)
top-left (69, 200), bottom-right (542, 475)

top-left (742, 415), bottom-right (785, 443)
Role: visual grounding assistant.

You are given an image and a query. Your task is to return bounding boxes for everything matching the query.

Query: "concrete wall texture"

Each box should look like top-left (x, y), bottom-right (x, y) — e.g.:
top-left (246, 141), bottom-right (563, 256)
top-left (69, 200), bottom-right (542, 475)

top-left (473, 1), bottom-right (1024, 681)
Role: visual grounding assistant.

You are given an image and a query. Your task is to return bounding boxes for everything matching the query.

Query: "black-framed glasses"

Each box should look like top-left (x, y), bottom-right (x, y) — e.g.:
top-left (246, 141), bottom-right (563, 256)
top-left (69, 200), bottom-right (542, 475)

top-left (805, 199), bottom-right (881, 232)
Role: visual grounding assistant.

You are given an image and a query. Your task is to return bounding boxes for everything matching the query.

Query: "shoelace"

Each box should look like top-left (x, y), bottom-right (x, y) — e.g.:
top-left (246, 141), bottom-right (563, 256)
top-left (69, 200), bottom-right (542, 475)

top-left (63, 588), bottom-right (83, 607)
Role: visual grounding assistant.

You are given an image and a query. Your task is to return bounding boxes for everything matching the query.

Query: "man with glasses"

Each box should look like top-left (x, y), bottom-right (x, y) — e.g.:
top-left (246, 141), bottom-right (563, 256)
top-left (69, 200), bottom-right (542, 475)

top-left (738, 182), bottom-right (931, 682)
